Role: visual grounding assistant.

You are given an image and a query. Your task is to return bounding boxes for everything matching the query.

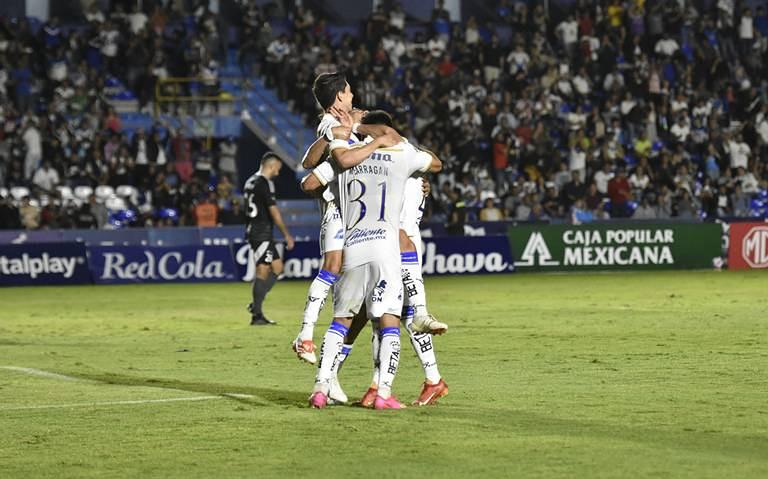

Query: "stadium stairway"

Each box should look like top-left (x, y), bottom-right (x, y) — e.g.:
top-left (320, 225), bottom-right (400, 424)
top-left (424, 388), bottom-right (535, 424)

top-left (117, 49), bottom-right (314, 170)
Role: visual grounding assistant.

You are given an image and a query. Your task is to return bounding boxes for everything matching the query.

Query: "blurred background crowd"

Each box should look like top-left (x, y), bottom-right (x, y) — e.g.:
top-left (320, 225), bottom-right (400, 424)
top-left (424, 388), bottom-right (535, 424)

top-left (1, 0), bottom-right (768, 231)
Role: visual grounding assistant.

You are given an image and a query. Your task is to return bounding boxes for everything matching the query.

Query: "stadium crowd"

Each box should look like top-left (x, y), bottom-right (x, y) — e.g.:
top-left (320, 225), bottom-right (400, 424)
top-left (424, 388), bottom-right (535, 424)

top-left (268, 0), bottom-right (768, 223)
top-left (2, 0), bottom-right (768, 230)
top-left (0, 1), bottom-right (242, 229)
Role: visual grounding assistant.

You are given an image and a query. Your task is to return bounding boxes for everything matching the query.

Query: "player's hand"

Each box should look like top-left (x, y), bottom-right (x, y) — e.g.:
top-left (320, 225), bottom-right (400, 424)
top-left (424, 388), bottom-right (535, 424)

top-left (330, 106), bottom-right (353, 127)
top-left (331, 125), bottom-right (352, 140)
top-left (377, 130), bottom-right (401, 148)
top-left (421, 178), bottom-right (431, 197)
top-left (285, 235), bottom-right (295, 251)
top-left (350, 108), bottom-right (368, 123)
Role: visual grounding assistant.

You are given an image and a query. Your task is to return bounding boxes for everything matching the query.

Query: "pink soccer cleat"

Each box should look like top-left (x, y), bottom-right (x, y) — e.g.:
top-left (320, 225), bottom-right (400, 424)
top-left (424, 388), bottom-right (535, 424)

top-left (309, 391), bottom-right (328, 409)
top-left (374, 395), bottom-right (406, 410)
top-left (413, 379), bottom-right (449, 406)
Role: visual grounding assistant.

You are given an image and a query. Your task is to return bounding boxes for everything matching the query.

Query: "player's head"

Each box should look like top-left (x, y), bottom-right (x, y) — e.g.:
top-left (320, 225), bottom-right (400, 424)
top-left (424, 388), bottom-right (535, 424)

top-left (259, 152), bottom-right (282, 178)
top-left (360, 109), bottom-right (394, 128)
top-left (312, 72), bottom-right (353, 113)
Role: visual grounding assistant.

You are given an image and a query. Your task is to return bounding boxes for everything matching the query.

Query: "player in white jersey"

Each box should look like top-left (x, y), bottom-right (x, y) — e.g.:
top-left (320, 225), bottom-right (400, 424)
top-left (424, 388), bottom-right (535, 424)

top-left (326, 111), bottom-right (449, 406)
top-left (291, 72), bottom-right (363, 366)
top-left (304, 115), bottom-right (442, 409)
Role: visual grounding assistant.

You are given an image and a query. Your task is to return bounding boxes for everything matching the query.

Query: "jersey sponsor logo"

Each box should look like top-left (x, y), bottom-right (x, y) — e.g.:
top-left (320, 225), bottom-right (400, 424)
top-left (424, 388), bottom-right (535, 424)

top-left (0, 253), bottom-right (81, 279)
top-left (742, 226), bottom-right (768, 268)
top-left (371, 279), bottom-right (387, 302)
top-left (99, 250), bottom-right (227, 280)
top-left (345, 227), bottom-right (388, 247)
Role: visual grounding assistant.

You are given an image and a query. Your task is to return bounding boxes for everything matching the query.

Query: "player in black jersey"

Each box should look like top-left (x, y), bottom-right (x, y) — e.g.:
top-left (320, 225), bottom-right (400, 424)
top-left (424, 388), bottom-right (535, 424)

top-left (243, 152), bottom-right (295, 325)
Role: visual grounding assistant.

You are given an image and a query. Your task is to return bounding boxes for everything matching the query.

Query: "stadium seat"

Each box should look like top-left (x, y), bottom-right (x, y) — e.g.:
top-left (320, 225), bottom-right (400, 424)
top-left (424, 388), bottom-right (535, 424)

top-left (105, 195), bottom-right (127, 211)
top-left (10, 186), bottom-right (31, 201)
top-left (95, 185), bottom-right (115, 201)
top-left (116, 185), bottom-right (139, 203)
top-left (74, 186), bottom-right (94, 202)
top-left (56, 185), bottom-right (75, 201)
top-left (0, 187), bottom-right (8, 198)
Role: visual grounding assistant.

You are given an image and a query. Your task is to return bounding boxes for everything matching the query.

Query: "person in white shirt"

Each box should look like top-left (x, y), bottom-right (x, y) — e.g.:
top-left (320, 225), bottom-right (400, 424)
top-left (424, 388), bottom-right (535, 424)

top-left (727, 134), bottom-right (750, 170)
top-left (128, 4), bottom-right (148, 34)
top-left (506, 45), bottom-right (530, 75)
top-left (594, 162), bottom-right (615, 194)
top-left (739, 7), bottom-right (754, 55)
top-left (556, 15), bottom-right (579, 57)
top-left (736, 166), bottom-right (759, 193)
top-left (670, 117), bottom-right (691, 143)
top-left (32, 161), bottom-right (60, 192)
top-left (22, 120), bottom-right (42, 180)
top-left (655, 34), bottom-right (680, 57)
top-left (629, 165), bottom-right (650, 193)
top-left (427, 35), bottom-right (447, 59)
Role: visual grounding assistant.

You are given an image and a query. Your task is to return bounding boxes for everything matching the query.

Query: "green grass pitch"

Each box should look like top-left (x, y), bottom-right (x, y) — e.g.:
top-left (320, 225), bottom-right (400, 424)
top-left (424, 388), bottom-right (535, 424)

top-left (0, 271), bottom-right (766, 478)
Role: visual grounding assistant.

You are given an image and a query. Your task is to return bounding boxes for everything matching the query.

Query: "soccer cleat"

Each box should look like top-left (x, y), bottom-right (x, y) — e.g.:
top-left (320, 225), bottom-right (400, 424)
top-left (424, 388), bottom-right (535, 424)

top-left (411, 314), bottom-right (448, 335)
top-left (328, 375), bottom-right (348, 404)
top-left (359, 386), bottom-right (378, 408)
top-left (291, 338), bottom-right (317, 364)
top-left (374, 395), bottom-right (406, 410)
top-left (309, 391), bottom-right (328, 409)
top-left (250, 314), bottom-right (276, 326)
top-left (413, 379), bottom-right (449, 406)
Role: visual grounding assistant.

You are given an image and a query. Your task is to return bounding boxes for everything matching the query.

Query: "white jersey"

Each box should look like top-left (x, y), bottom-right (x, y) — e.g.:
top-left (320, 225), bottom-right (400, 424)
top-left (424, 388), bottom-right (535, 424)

top-left (329, 139), bottom-right (432, 269)
top-left (400, 177), bottom-right (426, 237)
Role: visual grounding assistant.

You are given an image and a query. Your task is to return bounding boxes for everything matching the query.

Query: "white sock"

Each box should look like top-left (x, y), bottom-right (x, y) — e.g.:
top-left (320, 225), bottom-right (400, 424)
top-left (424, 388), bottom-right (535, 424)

top-left (336, 343), bottom-right (353, 374)
top-left (300, 270), bottom-right (338, 340)
top-left (403, 306), bottom-right (441, 384)
top-left (377, 326), bottom-right (401, 399)
top-left (313, 321), bottom-right (348, 394)
top-left (401, 252), bottom-right (428, 316)
top-left (370, 320), bottom-right (381, 388)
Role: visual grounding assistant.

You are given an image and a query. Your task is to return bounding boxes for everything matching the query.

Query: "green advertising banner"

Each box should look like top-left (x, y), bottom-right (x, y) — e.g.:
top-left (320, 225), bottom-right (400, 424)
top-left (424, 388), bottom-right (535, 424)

top-left (508, 223), bottom-right (722, 272)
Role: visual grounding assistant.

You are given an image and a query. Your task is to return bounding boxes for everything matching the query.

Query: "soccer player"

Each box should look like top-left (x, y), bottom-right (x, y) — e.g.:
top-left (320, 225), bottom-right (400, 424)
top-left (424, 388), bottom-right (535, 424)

top-left (303, 113), bottom-right (442, 409)
top-left (243, 152), bottom-right (295, 325)
top-left (291, 71), bottom-right (362, 363)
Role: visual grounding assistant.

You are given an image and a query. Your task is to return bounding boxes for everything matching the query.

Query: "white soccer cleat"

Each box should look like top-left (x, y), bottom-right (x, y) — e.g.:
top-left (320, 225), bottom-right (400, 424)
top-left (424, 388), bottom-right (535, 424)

top-left (411, 314), bottom-right (448, 335)
top-left (327, 375), bottom-right (348, 404)
top-left (291, 338), bottom-right (317, 364)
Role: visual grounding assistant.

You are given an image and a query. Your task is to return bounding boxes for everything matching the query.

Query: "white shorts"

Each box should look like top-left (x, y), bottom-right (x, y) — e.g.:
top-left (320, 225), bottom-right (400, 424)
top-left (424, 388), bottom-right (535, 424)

top-left (333, 261), bottom-right (403, 320)
top-left (399, 178), bottom-right (424, 238)
top-left (319, 201), bottom-right (344, 253)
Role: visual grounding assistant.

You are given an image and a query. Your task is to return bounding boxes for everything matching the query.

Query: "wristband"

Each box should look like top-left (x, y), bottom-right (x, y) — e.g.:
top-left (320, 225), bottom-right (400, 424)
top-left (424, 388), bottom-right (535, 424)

top-left (313, 161), bottom-right (334, 186)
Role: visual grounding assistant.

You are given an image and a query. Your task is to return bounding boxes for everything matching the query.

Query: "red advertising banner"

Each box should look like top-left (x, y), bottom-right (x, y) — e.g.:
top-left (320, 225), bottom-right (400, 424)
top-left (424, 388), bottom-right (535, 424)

top-left (728, 222), bottom-right (768, 270)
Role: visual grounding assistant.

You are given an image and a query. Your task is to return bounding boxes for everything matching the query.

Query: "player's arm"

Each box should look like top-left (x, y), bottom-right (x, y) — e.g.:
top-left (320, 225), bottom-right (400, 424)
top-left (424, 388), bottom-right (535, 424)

top-left (330, 132), bottom-right (400, 169)
top-left (268, 205), bottom-right (294, 250)
top-left (416, 147), bottom-right (443, 173)
top-left (257, 180), bottom-right (294, 250)
top-left (300, 160), bottom-right (337, 195)
top-left (301, 126), bottom-right (351, 169)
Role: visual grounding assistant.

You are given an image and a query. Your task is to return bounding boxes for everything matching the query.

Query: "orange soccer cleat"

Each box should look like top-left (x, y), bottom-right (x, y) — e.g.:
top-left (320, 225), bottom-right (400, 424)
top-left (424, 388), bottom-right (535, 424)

top-left (359, 386), bottom-right (378, 408)
top-left (413, 379), bottom-right (449, 406)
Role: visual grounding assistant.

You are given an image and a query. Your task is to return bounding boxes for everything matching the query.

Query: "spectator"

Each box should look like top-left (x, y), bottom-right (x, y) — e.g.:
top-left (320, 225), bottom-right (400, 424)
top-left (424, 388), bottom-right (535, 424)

top-left (607, 168), bottom-right (632, 218)
top-left (633, 197), bottom-right (657, 219)
top-left (194, 192), bottom-right (219, 226)
top-left (19, 197), bottom-right (40, 229)
top-left (479, 198), bottom-right (503, 221)
top-left (32, 161), bottom-right (60, 193)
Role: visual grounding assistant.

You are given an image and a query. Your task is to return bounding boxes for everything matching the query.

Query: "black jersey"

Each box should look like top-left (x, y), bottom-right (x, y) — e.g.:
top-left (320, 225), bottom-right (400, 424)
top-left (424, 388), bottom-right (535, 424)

top-left (244, 172), bottom-right (276, 242)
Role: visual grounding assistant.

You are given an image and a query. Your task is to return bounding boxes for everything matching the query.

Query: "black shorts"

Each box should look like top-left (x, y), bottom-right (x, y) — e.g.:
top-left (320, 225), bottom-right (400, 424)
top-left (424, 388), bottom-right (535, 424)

top-left (249, 239), bottom-right (281, 265)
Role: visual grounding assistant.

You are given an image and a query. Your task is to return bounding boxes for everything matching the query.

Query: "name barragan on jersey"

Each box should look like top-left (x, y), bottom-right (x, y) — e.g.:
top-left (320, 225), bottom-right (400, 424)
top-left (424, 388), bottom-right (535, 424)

top-left (349, 164), bottom-right (389, 176)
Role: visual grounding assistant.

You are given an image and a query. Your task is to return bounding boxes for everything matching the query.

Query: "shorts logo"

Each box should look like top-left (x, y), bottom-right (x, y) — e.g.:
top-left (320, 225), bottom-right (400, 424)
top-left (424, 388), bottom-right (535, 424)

top-left (372, 280), bottom-right (387, 302)
top-left (334, 229), bottom-right (344, 240)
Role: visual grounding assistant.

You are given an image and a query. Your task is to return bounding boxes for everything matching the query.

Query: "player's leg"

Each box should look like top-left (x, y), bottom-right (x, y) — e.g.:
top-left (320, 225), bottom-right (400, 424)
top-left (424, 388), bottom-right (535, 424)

top-left (400, 231), bottom-right (449, 404)
top-left (367, 262), bottom-right (406, 410)
top-left (309, 265), bottom-right (365, 409)
top-left (249, 241), bottom-right (279, 325)
top-left (399, 229), bottom-right (447, 334)
top-left (294, 207), bottom-right (344, 363)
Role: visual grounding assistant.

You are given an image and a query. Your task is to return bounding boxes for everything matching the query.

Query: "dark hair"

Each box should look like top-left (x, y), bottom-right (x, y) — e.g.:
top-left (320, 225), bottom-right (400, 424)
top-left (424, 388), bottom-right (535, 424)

top-left (360, 110), bottom-right (393, 128)
top-left (261, 151), bottom-right (281, 165)
top-left (312, 72), bottom-right (347, 111)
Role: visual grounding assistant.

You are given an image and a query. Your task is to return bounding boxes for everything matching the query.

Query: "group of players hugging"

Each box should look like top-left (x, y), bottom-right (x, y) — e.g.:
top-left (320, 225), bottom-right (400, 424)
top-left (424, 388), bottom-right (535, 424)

top-left (247, 71), bottom-right (451, 410)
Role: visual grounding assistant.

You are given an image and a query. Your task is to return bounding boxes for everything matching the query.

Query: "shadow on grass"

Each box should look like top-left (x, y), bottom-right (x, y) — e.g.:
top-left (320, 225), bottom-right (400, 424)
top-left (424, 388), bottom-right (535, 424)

top-left (73, 371), bottom-right (307, 407)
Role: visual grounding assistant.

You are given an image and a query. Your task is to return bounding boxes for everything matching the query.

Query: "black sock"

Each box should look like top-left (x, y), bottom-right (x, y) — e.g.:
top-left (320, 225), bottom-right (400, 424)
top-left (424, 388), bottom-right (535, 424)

top-left (251, 278), bottom-right (268, 316)
top-left (265, 272), bottom-right (278, 293)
